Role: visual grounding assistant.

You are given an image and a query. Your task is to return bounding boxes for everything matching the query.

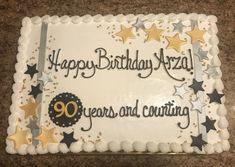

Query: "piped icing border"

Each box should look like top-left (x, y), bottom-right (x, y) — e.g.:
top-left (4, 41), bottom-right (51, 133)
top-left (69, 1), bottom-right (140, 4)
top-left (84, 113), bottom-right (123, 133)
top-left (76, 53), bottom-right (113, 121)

top-left (6, 14), bottom-right (230, 155)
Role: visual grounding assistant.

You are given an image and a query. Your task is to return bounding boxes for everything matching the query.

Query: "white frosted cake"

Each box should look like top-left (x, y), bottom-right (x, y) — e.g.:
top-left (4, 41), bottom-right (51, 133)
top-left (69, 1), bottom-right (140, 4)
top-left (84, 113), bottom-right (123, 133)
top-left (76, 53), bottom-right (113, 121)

top-left (6, 14), bottom-right (230, 154)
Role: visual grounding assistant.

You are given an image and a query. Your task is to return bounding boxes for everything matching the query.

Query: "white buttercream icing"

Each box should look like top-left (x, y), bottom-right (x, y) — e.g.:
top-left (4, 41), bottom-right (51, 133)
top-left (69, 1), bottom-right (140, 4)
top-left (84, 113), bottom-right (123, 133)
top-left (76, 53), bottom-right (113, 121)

top-left (108, 141), bottom-right (121, 152)
top-left (121, 140), bottom-right (133, 153)
top-left (83, 142), bottom-right (95, 152)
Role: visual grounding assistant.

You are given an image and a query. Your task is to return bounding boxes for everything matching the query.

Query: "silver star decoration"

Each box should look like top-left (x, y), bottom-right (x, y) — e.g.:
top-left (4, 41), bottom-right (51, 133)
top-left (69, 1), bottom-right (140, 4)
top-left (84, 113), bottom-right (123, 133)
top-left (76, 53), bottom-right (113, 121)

top-left (192, 42), bottom-right (208, 61)
top-left (191, 20), bottom-right (198, 28)
top-left (196, 48), bottom-right (209, 61)
top-left (38, 71), bottom-right (53, 85)
top-left (173, 83), bottom-right (189, 99)
top-left (191, 98), bottom-right (206, 113)
top-left (27, 118), bottom-right (39, 146)
top-left (204, 64), bottom-right (219, 78)
top-left (132, 18), bottom-right (145, 31)
top-left (173, 21), bottom-right (185, 33)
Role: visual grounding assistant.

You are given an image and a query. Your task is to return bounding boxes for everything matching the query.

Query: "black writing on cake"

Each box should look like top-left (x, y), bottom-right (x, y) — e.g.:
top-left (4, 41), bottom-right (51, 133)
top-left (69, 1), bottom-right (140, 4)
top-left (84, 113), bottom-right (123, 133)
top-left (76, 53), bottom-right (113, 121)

top-left (48, 47), bottom-right (193, 81)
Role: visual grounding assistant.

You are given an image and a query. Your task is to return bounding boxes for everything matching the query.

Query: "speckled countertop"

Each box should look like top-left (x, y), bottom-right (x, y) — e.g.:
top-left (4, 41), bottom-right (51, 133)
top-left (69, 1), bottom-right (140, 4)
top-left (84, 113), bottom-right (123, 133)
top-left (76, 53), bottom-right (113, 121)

top-left (0, 0), bottom-right (234, 166)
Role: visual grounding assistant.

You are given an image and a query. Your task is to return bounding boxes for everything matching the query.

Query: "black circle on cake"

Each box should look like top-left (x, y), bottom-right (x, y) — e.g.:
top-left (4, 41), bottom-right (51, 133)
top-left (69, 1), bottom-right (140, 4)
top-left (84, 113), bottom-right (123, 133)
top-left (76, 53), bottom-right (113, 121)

top-left (48, 92), bottom-right (82, 127)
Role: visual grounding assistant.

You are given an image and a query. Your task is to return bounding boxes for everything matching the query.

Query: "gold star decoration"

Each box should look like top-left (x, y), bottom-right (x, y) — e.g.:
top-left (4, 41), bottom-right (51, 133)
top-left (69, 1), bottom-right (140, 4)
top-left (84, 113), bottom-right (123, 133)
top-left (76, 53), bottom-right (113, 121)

top-left (115, 25), bottom-right (135, 43)
top-left (7, 126), bottom-right (30, 149)
top-left (20, 98), bottom-right (38, 119)
top-left (35, 127), bottom-right (57, 149)
top-left (166, 33), bottom-right (186, 52)
top-left (144, 24), bottom-right (164, 42)
top-left (186, 26), bottom-right (205, 43)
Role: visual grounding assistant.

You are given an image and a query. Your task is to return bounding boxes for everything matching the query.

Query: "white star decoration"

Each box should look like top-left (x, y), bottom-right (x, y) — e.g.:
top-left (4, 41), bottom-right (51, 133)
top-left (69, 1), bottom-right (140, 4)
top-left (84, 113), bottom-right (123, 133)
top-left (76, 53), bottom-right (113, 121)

top-left (38, 71), bottom-right (53, 86)
top-left (191, 98), bottom-right (206, 113)
top-left (204, 65), bottom-right (219, 78)
top-left (132, 18), bottom-right (145, 31)
top-left (173, 83), bottom-right (189, 99)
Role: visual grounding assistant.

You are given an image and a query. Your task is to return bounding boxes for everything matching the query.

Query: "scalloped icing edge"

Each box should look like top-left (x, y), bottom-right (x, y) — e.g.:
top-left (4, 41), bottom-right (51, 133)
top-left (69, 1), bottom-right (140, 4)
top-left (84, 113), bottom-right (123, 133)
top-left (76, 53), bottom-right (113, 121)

top-left (6, 14), bottom-right (230, 155)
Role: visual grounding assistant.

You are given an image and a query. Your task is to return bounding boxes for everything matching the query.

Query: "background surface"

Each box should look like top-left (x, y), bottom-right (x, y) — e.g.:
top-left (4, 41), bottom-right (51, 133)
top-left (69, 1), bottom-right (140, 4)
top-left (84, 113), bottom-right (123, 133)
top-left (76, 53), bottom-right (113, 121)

top-left (0, 0), bottom-right (234, 166)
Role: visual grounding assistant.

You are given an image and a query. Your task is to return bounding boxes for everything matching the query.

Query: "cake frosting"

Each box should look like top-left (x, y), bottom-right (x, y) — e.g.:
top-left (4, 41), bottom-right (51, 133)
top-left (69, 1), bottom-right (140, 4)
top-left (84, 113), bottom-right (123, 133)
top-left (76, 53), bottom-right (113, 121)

top-left (6, 14), bottom-right (229, 154)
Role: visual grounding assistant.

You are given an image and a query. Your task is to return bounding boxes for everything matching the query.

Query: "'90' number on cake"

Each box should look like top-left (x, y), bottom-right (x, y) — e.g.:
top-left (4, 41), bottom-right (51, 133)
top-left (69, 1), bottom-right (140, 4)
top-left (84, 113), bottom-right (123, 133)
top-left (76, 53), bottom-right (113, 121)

top-left (48, 92), bottom-right (83, 127)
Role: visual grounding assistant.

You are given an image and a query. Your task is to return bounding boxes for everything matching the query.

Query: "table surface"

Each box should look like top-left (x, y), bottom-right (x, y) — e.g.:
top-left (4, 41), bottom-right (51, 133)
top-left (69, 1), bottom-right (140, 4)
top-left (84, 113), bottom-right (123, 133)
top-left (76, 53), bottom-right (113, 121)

top-left (0, 0), bottom-right (234, 166)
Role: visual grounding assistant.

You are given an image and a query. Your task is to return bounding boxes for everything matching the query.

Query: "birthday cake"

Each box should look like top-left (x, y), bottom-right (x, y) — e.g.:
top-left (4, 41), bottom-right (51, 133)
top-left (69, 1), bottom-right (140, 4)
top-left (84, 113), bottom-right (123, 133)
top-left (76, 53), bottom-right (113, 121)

top-left (6, 14), bottom-right (230, 154)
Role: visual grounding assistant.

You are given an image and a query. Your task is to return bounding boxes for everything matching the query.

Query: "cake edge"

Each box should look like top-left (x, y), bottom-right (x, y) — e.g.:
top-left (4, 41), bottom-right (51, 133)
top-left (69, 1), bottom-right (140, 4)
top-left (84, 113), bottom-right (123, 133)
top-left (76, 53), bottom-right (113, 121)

top-left (6, 14), bottom-right (230, 155)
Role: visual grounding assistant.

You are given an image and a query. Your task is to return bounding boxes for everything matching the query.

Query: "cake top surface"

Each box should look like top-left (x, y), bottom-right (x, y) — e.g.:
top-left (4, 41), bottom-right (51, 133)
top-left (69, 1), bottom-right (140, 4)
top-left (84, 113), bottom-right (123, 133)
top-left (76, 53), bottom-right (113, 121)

top-left (6, 14), bottom-right (229, 155)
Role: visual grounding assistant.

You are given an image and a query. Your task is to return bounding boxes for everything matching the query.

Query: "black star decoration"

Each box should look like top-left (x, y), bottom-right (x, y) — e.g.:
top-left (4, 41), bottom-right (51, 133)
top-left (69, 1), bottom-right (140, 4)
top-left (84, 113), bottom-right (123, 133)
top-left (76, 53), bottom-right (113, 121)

top-left (28, 83), bottom-right (42, 99)
top-left (189, 79), bottom-right (204, 94)
top-left (191, 134), bottom-right (207, 151)
top-left (201, 116), bottom-right (216, 133)
top-left (207, 89), bottom-right (224, 104)
top-left (60, 132), bottom-right (77, 148)
top-left (24, 64), bottom-right (38, 79)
